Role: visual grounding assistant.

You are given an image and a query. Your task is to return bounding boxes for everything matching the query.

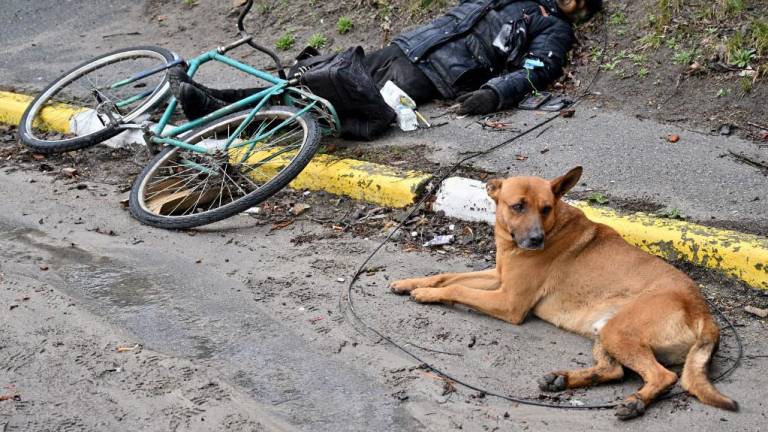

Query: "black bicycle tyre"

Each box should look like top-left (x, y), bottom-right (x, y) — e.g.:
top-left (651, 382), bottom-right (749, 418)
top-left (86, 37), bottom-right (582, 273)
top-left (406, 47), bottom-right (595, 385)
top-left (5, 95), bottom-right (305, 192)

top-left (128, 106), bottom-right (322, 230)
top-left (18, 46), bottom-right (177, 154)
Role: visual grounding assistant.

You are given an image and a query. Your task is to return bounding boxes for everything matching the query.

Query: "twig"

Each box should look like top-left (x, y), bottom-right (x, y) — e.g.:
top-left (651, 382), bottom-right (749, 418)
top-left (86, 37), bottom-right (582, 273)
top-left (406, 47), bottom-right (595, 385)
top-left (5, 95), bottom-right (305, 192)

top-left (406, 342), bottom-right (463, 357)
top-left (747, 121), bottom-right (768, 131)
top-left (728, 149), bottom-right (768, 170)
top-left (102, 31), bottom-right (141, 39)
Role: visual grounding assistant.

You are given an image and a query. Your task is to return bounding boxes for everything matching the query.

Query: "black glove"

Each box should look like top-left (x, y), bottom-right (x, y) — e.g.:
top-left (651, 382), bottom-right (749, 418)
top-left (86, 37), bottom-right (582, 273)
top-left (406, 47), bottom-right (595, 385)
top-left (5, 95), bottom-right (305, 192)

top-left (456, 89), bottom-right (499, 115)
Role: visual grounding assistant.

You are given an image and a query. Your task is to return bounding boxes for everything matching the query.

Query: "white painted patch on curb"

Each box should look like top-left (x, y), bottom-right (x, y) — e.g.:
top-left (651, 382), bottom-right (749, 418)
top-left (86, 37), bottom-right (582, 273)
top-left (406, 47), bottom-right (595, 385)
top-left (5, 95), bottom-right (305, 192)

top-left (70, 110), bottom-right (150, 148)
top-left (432, 177), bottom-right (496, 224)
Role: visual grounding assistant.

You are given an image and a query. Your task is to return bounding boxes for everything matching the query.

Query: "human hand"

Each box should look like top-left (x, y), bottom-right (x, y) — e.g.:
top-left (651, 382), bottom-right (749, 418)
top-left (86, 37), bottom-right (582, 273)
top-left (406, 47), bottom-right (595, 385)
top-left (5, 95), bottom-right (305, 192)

top-left (456, 89), bottom-right (499, 115)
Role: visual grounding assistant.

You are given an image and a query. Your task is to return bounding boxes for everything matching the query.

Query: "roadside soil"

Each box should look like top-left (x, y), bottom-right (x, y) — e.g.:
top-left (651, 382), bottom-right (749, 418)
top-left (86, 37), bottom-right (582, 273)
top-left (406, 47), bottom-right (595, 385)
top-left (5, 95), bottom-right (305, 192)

top-left (143, 0), bottom-right (768, 143)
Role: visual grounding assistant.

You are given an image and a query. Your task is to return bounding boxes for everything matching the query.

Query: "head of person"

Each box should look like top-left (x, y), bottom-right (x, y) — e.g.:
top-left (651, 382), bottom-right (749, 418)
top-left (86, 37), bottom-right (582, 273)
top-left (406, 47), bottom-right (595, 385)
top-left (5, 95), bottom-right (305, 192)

top-left (556, 0), bottom-right (603, 22)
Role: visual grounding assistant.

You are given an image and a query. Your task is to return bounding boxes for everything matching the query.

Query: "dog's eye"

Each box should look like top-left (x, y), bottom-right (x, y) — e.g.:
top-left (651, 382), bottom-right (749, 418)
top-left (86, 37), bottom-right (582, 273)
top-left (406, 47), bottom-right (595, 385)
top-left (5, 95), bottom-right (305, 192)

top-left (541, 206), bottom-right (552, 216)
top-left (511, 203), bottom-right (525, 213)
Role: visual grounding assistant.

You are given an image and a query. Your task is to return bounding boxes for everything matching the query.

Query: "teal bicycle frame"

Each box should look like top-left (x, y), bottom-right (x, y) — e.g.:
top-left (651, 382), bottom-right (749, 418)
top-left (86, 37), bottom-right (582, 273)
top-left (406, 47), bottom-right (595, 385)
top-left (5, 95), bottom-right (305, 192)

top-left (110, 48), bottom-right (340, 156)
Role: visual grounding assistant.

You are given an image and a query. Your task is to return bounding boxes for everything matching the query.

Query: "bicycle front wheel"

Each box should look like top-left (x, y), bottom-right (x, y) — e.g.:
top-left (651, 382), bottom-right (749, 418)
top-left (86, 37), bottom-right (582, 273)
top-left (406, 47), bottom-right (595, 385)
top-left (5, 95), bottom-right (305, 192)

top-left (129, 106), bottom-right (321, 229)
top-left (18, 46), bottom-right (177, 154)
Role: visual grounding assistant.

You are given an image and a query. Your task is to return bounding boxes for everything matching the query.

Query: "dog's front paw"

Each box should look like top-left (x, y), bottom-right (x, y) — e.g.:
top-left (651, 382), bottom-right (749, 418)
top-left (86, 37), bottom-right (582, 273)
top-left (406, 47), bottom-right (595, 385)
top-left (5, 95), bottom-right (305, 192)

top-left (537, 373), bottom-right (567, 392)
top-left (390, 279), bottom-right (417, 294)
top-left (410, 288), bottom-right (442, 303)
top-left (615, 394), bottom-right (646, 420)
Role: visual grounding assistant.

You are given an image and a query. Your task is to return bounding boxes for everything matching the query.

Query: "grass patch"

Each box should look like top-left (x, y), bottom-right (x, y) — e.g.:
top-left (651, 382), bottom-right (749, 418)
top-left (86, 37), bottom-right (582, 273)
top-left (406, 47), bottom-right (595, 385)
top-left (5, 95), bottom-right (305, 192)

top-left (275, 33), bottom-right (295, 51)
top-left (587, 192), bottom-right (609, 205)
top-left (408, 0), bottom-right (449, 16)
top-left (337, 16), bottom-right (353, 34)
top-left (673, 48), bottom-right (696, 65)
top-left (722, 0), bottom-right (746, 18)
top-left (307, 33), bottom-right (327, 49)
top-left (740, 76), bottom-right (753, 94)
top-left (610, 12), bottom-right (627, 26)
top-left (657, 207), bottom-right (685, 220)
top-left (751, 19), bottom-right (768, 56)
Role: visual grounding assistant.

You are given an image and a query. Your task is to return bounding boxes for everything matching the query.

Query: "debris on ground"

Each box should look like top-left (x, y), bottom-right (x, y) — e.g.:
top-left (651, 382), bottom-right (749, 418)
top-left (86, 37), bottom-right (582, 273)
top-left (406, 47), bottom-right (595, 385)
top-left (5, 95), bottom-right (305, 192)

top-left (478, 117), bottom-right (520, 132)
top-left (61, 167), bottom-right (79, 177)
top-left (116, 343), bottom-right (141, 353)
top-left (441, 380), bottom-right (457, 396)
top-left (423, 235), bottom-right (454, 247)
top-left (667, 134), bottom-right (680, 143)
top-left (0, 385), bottom-right (21, 402)
top-left (744, 305), bottom-right (768, 318)
top-left (728, 149), bottom-right (768, 171)
top-left (718, 124), bottom-right (734, 136)
top-left (291, 203), bottom-right (311, 216)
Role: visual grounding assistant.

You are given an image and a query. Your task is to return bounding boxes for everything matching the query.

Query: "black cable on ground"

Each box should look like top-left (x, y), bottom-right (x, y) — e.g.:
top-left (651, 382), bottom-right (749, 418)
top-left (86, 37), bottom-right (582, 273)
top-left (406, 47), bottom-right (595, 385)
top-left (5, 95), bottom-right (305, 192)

top-left (339, 11), bottom-right (743, 411)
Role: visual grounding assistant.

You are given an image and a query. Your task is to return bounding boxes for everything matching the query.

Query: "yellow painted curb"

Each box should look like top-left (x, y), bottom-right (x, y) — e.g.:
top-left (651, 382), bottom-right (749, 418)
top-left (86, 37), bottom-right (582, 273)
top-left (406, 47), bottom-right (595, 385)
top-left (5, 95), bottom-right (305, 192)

top-left (573, 202), bottom-right (768, 290)
top-left (0, 89), bottom-right (430, 208)
top-left (231, 148), bottom-right (432, 208)
top-left (0, 90), bottom-right (84, 133)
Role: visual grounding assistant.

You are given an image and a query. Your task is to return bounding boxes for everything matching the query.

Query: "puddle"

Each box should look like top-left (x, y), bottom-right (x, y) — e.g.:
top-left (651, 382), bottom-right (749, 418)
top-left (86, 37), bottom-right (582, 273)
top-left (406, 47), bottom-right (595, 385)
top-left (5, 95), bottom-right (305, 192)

top-left (0, 220), bottom-right (167, 308)
top-left (61, 262), bottom-right (166, 308)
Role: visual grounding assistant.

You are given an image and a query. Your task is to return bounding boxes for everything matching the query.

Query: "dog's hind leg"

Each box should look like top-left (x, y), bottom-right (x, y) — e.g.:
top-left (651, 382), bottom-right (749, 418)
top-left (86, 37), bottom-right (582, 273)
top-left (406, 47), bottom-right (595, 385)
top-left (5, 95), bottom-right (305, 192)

top-left (601, 324), bottom-right (679, 420)
top-left (390, 268), bottom-right (499, 294)
top-left (538, 340), bottom-right (624, 392)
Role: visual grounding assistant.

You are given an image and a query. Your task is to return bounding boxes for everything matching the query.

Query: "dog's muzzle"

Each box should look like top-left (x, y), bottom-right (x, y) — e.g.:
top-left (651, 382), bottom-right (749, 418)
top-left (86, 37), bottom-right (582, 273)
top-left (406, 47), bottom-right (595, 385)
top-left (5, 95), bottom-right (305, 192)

top-left (516, 229), bottom-right (545, 250)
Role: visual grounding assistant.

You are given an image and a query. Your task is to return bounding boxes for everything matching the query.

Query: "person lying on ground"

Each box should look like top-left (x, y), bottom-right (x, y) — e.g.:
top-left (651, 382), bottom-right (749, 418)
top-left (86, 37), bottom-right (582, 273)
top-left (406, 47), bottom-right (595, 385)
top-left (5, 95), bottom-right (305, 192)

top-left (173, 0), bottom-right (601, 119)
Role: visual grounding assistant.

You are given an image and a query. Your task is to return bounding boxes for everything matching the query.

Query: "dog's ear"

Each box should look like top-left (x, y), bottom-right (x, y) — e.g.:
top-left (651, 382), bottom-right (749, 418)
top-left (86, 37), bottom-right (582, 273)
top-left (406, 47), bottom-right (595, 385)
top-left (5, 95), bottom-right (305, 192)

top-left (551, 166), bottom-right (583, 199)
top-left (486, 178), bottom-right (503, 202)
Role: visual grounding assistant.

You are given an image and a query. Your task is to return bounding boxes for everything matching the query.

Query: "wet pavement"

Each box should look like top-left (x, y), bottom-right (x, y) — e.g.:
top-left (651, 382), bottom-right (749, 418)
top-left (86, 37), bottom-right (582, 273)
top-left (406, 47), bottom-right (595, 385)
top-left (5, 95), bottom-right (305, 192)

top-left (1, 165), bottom-right (767, 431)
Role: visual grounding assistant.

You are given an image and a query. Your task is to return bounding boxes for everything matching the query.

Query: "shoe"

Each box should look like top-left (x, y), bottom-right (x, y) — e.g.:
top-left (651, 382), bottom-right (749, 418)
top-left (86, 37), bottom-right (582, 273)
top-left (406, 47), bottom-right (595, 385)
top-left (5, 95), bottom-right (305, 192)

top-left (168, 67), bottom-right (227, 119)
top-left (177, 82), bottom-right (228, 120)
top-left (168, 66), bottom-right (267, 119)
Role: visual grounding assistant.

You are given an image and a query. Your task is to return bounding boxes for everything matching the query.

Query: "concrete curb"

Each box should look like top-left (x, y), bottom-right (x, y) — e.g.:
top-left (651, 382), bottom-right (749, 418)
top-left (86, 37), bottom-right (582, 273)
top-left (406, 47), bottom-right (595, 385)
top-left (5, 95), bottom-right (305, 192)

top-left (0, 90), bottom-right (84, 133)
top-left (2, 91), bottom-right (766, 289)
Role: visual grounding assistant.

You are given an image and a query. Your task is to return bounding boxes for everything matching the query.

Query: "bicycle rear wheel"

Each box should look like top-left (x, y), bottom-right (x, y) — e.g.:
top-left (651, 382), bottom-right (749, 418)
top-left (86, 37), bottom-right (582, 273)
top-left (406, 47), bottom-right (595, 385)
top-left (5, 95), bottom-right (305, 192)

top-left (18, 46), bottom-right (177, 154)
top-left (129, 106), bottom-right (321, 229)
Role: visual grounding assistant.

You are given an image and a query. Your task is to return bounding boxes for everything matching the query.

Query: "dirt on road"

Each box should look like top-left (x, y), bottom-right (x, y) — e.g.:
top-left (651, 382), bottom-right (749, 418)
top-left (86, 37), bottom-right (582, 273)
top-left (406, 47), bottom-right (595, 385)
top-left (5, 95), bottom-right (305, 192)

top-left (2, 128), bottom-right (768, 431)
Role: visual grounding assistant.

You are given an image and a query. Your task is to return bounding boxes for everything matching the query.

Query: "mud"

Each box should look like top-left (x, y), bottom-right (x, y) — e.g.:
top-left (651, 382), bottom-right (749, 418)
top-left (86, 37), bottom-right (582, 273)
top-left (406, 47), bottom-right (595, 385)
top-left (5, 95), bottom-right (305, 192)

top-left (2, 133), bottom-right (767, 431)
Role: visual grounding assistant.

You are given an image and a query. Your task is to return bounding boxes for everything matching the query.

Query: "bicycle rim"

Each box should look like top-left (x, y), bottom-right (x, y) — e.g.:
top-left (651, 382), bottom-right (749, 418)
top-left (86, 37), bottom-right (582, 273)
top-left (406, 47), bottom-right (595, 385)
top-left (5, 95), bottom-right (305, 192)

top-left (130, 107), bottom-right (320, 229)
top-left (22, 47), bottom-right (174, 146)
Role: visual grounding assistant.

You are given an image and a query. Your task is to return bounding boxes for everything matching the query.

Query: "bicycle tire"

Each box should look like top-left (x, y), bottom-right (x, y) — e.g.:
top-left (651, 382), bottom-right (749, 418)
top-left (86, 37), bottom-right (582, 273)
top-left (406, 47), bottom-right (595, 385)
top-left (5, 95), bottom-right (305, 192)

top-left (129, 106), bottom-right (321, 230)
top-left (18, 46), bottom-right (177, 154)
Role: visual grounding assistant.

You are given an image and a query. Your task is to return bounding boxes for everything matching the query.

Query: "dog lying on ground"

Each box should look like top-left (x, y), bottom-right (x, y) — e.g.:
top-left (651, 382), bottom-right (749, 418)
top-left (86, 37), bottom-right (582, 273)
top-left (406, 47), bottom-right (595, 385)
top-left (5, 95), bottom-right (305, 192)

top-left (391, 167), bottom-right (737, 419)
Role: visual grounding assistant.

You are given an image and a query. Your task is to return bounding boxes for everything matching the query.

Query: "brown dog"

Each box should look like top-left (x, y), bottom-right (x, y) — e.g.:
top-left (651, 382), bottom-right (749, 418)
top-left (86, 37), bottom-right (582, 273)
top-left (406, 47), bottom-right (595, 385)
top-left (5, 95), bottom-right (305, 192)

top-left (391, 167), bottom-right (737, 419)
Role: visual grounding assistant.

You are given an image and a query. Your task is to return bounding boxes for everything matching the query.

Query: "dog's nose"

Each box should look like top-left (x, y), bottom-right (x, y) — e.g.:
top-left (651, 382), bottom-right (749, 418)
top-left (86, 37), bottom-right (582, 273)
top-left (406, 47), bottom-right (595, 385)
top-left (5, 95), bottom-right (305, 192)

top-left (527, 234), bottom-right (544, 248)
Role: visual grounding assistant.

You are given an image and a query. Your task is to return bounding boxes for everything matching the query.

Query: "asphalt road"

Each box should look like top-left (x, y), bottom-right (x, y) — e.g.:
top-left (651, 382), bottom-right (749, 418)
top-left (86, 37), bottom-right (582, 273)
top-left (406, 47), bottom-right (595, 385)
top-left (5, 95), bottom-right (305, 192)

top-left (1, 155), bottom-right (766, 431)
top-left (2, 0), bottom-right (766, 233)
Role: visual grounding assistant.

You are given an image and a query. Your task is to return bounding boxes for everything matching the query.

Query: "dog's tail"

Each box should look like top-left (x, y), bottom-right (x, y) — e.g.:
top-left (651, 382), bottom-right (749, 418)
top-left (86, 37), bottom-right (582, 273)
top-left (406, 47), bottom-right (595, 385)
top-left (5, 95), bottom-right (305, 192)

top-left (680, 319), bottom-right (738, 411)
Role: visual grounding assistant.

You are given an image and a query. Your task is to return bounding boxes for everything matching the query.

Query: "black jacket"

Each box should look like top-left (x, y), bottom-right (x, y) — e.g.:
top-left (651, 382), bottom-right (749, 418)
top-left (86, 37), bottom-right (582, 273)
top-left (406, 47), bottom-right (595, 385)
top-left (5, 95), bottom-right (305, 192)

top-left (393, 0), bottom-right (575, 109)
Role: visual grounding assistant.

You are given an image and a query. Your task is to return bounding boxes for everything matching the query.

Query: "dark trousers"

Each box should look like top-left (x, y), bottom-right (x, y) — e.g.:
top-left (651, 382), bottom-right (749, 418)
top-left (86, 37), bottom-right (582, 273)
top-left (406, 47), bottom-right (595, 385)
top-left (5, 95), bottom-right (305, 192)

top-left (363, 44), bottom-right (440, 104)
top-left (196, 45), bottom-right (439, 106)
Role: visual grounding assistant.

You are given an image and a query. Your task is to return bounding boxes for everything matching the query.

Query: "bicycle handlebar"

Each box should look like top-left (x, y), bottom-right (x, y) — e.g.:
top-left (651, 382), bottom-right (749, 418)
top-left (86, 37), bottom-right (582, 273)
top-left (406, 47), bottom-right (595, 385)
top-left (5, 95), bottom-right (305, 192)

top-left (235, 0), bottom-right (286, 79)
top-left (236, 0), bottom-right (253, 33)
